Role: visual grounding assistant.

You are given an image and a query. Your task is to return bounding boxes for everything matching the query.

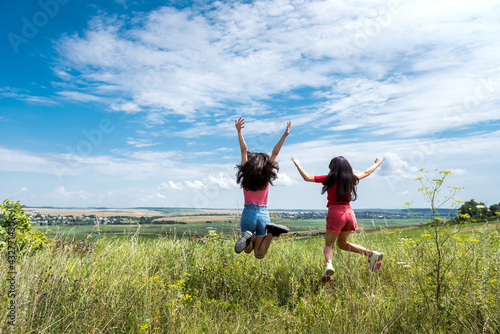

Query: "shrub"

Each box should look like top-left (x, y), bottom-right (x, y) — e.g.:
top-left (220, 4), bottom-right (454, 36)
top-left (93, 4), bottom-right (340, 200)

top-left (0, 199), bottom-right (48, 252)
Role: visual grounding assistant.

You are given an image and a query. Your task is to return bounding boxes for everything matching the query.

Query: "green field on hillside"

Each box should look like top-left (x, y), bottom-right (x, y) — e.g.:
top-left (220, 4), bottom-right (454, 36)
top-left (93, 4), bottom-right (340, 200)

top-left (2, 222), bottom-right (499, 333)
top-left (35, 217), bottom-right (417, 239)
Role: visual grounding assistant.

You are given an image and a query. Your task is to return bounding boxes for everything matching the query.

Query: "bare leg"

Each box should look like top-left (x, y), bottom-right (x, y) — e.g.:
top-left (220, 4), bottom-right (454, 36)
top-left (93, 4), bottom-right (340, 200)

top-left (253, 234), bottom-right (274, 259)
top-left (244, 236), bottom-right (254, 254)
top-left (324, 230), bottom-right (339, 264)
top-left (336, 231), bottom-right (372, 257)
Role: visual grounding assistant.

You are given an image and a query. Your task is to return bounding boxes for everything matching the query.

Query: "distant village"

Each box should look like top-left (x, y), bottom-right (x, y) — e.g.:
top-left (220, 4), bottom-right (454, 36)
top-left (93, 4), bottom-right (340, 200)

top-left (28, 212), bottom-right (134, 226)
top-left (270, 210), bottom-right (411, 220)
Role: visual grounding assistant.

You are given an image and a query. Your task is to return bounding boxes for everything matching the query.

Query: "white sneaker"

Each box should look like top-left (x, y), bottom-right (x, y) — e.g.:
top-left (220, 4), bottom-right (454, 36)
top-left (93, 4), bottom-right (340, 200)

top-left (368, 251), bottom-right (384, 272)
top-left (324, 262), bottom-right (334, 276)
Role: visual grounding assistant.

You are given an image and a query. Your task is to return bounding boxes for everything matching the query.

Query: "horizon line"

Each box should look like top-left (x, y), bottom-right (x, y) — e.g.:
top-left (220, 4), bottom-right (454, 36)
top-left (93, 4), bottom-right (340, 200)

top-left (24, 206), bottom-right (455, 211)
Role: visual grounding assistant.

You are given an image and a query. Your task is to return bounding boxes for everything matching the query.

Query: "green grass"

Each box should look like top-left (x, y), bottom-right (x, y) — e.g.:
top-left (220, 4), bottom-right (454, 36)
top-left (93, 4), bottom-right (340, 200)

top-left (284, 218), bottom-right (415, 232)
top-left (34, 218), bottom-right (416, 239)
top-left (2, 222), bottom-right (499, 333)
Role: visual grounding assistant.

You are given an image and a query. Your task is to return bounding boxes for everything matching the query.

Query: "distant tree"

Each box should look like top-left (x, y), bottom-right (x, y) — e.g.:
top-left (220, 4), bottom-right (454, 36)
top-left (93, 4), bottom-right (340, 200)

top-left (455, 199), bottom-right (490, 223)
top-left (489, 202), bottom-right (500, 218)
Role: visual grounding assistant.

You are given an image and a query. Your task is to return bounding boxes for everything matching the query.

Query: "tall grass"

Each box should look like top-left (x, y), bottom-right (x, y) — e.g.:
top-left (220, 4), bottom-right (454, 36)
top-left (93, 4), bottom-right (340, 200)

top-left (1, 225), bottom-right (499, 333)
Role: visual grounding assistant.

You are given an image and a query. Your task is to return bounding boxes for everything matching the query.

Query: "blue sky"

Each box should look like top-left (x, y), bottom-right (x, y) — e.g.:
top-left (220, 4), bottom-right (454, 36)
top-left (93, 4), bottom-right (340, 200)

top-left (1, 0), bottom-right (500, 210)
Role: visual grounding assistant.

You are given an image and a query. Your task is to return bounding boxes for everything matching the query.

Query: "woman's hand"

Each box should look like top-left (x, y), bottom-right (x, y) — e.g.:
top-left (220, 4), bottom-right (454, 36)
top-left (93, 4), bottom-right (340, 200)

top-left (375, 157), bottom-right (385, 165)
top-left (291, 157), bottom-right (314, 182)
top-left (270, 121), bottom-right (291, 162)
top-left (235, 117), bottom-right (245, 131)
top-left (284, 121), bottom-right (291, 136)
top-left (236, 117), bottom-right (248, 165)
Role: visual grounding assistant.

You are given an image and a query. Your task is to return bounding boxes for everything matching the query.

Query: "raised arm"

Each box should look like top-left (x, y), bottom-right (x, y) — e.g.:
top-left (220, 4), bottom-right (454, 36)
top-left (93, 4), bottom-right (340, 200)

top-left (291, 158), bottom-right (315, 182)
top-left (270, 121), bottom-right (291, 163)
top-left (235, 117), bottom-right (248, 165)
top-left (355, 157), bottom-right (385, 180)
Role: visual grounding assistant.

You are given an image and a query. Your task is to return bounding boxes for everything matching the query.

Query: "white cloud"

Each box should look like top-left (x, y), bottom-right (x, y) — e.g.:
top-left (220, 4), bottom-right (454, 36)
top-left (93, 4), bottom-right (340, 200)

top-left (274, 172), bottom-right (298, 186)
top-left (48, 3), bottom-right (344, 116)
top-left (53, 186), bottom-right (92, 201)
top-left (4, 0), bottom-right (500, 208)
top-left (377, 153), bottom-right (416, 179)
top-left (1, 127), bottom-right (497, 208)
top-left (112, 101), bottom-right (141, 112)
top-left (0, 87), bottom-right (58, 105)
top-left (0, 127), bottom-right (496, 188)
top-left (450, 168), bottom-right (466, 176)
top-left (205, 173), bottom-right (239, 189)
top-left (10, 186), bottom-right (28, 197)
top-left (126, 137), bottom-right (159, 148)
top-left (176, 172), bottom-right (239, 192)
top-left (57, 91), bottom-right (107, 103)
top-left (158, 181), bottom-right (184, 191)
top-left (185, 180), bottom-right (205, 190)
top-left (0, 146), bottom-right (57, 174)
top-left (140, 192), bottom-right (167, 202)
top-left (50, 0), bottom-right (500, 139)
top-left (320, 73), bottom-right (500, 138)
top-left (114, 0), bottom-right (128, 8)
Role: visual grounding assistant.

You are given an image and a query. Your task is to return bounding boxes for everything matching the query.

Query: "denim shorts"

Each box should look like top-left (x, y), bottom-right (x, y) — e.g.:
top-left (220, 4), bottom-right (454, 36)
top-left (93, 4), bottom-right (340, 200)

top-left (326, 204), bottom-right (358, 233)
top-left (240, 203), bottom-right (270, 237)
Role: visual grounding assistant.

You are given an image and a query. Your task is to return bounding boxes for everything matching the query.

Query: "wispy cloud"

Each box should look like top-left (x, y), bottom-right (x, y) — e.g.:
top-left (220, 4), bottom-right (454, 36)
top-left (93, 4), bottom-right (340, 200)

top-left (3, 0), bottom-right (500, 208)
top-left (158, 181), bottom-right (184, 191)
top-left (49, 0), bottom-right (500, 140)
top-left (0, 87), bottom-right (58, 105)
top-left (2, 128), bottom-right (497, 183)
top-left (10, 186), bottom-right (28, 197)
top-left (52, 186), bottom-right (92, 201)
top-left (0, 146), bottom-right (58, 174)
top-left (57, 91), bottom-right (108, 103)
top-left (126, 137), bottom-right (159, 148)
top-left (184, 180), bottom-right (205, 190)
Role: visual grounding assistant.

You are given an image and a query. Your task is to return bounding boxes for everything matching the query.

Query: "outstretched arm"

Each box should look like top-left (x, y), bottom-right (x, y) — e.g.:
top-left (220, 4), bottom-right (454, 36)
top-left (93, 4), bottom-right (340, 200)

top-left (270, 121), bottom-right (291, 163)
top-left (355, 157), bottom-right (385, 180)
top-left (291, 158), bottom-right (315, 182)
top-left (235, 117), bottom-right (248, 165)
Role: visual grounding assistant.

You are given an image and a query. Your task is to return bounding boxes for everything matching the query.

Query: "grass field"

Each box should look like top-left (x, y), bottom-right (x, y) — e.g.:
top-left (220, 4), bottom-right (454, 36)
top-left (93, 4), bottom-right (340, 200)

top-left (2, 221), bottom-right (499, 333)
top-left (34, 217), bottom-right (417, 240)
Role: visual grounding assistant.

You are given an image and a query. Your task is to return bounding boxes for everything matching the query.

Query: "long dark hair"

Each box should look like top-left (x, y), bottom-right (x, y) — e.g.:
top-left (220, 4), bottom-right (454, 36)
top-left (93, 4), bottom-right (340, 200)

top-left (321, 156), bottom-right (359, 201)
top-left (236, 152), bottom-right (279, 191)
